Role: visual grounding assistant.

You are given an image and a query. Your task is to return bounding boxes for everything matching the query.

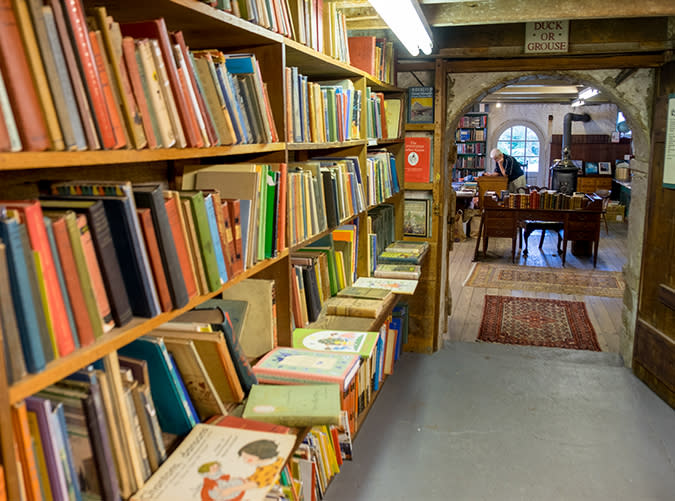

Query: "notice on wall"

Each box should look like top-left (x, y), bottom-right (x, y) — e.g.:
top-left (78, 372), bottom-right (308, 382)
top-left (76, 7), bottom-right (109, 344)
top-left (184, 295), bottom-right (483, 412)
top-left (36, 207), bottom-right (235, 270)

top-left (664, 94), bottom-right (675, 189)
top-left (524, 21), bottom-right (569, 53)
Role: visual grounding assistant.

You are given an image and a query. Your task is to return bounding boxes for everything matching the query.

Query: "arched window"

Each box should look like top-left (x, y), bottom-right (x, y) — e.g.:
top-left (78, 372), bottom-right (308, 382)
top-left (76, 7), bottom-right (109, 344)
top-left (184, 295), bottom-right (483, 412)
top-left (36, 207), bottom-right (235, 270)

top-left (497, 126), bottom-right (540, 176)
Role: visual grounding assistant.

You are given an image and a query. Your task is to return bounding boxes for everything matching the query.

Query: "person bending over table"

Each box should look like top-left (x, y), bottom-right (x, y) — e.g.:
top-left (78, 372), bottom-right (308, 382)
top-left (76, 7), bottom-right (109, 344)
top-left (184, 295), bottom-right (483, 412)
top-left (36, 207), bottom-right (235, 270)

top-left (486, 148), bottom-right (526, 193)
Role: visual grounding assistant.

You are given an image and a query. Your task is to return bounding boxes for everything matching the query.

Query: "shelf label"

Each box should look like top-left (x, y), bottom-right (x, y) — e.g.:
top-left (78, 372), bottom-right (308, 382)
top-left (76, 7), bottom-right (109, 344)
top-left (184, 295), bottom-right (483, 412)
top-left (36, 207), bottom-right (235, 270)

top-left (524, 21), bottom-right (569, 53)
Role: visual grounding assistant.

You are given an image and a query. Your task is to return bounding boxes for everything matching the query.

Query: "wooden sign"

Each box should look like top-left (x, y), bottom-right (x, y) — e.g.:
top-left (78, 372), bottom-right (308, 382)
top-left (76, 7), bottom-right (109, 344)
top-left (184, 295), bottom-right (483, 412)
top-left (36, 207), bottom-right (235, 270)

top-left (524, 21), bottom-right (569, 53)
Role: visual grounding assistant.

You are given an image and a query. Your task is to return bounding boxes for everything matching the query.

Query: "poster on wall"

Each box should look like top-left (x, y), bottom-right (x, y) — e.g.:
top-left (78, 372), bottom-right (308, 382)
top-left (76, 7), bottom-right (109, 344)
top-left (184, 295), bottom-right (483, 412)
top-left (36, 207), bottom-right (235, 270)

top-left (664, 94), bottom-right (675, 189)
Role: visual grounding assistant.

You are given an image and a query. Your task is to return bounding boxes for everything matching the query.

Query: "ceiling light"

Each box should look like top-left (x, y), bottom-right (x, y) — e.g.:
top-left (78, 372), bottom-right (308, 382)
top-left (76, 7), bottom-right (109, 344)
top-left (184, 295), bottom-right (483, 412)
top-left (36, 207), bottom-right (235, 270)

top-left (578, 87), bottom-right (598, 100)
top-left (495, 102), bottom-right (502, 108)
top-left (369, 0), bottom-right (433, 56)
top-left (571, 99), bottom-right (584, 107)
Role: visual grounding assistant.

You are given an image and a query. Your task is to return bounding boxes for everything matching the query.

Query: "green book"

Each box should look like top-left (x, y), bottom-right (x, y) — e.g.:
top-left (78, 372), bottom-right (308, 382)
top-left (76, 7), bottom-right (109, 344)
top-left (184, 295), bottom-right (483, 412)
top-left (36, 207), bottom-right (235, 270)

top-left (180, 191), bottom-right (221, 292)
top-left (292, 328), bottom-right (380, 360)
top-left (337, 286), bottom-right (391, 301)
top-left (242, 383), bottom-right (341, 427)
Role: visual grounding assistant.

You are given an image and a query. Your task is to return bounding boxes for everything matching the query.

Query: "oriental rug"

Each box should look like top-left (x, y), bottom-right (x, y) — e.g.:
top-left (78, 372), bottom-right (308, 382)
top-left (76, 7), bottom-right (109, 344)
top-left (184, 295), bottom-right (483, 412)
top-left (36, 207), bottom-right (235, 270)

top-left (464, 263), bottom-right (625, 298)
top-left (477, 295), bottom-right (601, 351)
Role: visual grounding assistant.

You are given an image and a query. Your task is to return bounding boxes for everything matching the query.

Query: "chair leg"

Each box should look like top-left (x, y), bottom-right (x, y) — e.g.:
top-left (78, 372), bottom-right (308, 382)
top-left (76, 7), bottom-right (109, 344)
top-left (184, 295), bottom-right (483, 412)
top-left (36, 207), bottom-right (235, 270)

top-left (538, 229), bottom-right (546, 249)
top-left (603, 214), bottom-right (609, 234)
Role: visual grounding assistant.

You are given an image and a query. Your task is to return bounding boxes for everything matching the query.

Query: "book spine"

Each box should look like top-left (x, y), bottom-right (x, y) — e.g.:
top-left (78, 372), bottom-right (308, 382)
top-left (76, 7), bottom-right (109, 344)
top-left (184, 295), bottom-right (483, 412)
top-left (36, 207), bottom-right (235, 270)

top-left (137, 208), bottom-right (173, 312)
top-left (163, 194), bottom-right (198, 299)
top-left (0, 0), bottom-right (49, 151)
top-left (0, 242), bottom-right (28, 381)
top-left (185, 193), bottom-right (221, 292)
top-left (219, 200), bottom-right (241, 276)
top-left (11, 402), bottom-right (42, 501)
top-left (121, 35), bottom-right (157, 149)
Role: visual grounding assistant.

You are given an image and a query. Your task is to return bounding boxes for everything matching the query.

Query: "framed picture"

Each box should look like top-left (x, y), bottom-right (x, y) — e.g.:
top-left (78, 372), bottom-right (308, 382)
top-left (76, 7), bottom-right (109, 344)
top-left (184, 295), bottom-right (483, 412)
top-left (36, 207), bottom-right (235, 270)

top-left (598, 161), bottom-right (612, 175)
top-left (584, 161), bottom-right (599, 175)
top-left (404, 193), bottom-right (432, 238)
top-left (407, 87), bottom-right (434, 124)
top-left (571, 159), bottom-right (583, 174)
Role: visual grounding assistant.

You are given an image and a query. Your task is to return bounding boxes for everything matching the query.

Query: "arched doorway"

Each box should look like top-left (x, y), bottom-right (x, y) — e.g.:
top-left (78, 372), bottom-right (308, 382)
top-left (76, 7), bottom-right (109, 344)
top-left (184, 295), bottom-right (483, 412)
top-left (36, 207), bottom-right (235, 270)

top-left (443, 69), bottom-right (653, 365)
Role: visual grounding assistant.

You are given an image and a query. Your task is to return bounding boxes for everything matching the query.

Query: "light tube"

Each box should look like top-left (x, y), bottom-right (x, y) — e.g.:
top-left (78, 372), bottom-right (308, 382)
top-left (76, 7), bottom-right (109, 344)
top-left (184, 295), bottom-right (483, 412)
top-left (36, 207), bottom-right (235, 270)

top-left (369, 0), bottom-right (433, 56)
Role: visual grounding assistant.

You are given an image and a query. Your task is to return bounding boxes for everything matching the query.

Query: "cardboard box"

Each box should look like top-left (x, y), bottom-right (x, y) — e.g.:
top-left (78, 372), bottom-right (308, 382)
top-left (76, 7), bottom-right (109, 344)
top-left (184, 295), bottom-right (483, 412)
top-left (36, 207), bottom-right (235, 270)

top-left (606, 204), bottom-right (626, 222)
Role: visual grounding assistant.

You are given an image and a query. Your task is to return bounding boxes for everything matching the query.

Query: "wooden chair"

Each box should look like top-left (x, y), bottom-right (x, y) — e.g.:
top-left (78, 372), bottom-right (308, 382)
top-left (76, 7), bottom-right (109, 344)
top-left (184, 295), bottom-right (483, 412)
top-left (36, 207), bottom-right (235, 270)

top-left (595, 189), bottom-right (612, 234)
top-left (514, 186), bottom-right (564, 256)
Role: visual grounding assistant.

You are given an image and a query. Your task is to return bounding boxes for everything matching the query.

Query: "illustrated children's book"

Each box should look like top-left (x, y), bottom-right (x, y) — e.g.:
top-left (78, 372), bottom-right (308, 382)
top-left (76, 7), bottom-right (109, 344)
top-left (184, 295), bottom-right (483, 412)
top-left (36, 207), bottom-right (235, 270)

top-left (352, 277), bottom-right (419, 295)
top-left (292, 329), bottom-right (380, 360)
top-left (130, 423), bottom-right (296, 501)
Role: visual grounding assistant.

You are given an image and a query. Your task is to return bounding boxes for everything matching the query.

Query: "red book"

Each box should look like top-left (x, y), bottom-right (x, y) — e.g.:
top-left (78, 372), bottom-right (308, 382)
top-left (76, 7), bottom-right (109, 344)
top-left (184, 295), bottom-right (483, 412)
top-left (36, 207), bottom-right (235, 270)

top-left (376, 92), bottom-right (388, 138)
top-left (121, 36), bottom-right (158, 149)
top-left (0, 0), bottom-right (49, 151)
top-left (1, 200), bottom-right (76, 356)
top-left (347, 36), bottom-right (376, 75)
top-left (49, 214), bottom-right (96, 347)
top-left (120, 19), bottom-right (201, 148)
top-left (207, 414), bottom-right (293, 435)
top-left (0, 102), bottom-right (11, 151)
top-left (171, 31), bottom-right (218, 146)
top-left (276, 163), bottom-right (287, 251)
top-left (11, 402), bottom-right (41, 501)
top-left (89, 31), bottom-right (126, 149)
top-left (61, 0), bottom-right (116, 149)
top-left (163, 195), bottom-right (198, 299)
top-left (404, 136), bottom-right (432, 183)
top-left (137, 208), bottom-right (172, 312)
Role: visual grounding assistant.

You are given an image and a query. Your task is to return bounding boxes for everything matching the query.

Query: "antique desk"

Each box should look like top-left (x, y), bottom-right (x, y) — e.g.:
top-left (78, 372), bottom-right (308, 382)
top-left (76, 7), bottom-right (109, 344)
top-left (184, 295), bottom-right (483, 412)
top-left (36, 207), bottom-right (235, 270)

top-left (474, 195), bottom-right (604, 266)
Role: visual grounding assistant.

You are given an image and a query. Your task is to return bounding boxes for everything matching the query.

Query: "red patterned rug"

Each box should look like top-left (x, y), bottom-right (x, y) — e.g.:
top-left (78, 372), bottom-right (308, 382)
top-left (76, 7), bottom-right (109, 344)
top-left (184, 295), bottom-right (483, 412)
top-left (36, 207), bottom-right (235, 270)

top-left (478, 295), bottom-right (600, 351)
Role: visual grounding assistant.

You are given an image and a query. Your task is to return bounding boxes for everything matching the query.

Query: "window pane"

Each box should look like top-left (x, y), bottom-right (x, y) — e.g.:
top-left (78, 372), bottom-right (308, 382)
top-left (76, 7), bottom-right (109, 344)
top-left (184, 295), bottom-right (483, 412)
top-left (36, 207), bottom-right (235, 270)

top-left (527, 157), bottom-right (539, 172)
top-left (498, 130), bottom-right (511, 143)
top-left (526, 128), bottom-right (538, 141)
top-left (511, 142), bottom-right (525, 158)
top-left (497, 140), bottom-right (511, 154)
top-left (529, 141), bottom-right (540, 156)
top-left (511, 126), bottom-right (526, 140)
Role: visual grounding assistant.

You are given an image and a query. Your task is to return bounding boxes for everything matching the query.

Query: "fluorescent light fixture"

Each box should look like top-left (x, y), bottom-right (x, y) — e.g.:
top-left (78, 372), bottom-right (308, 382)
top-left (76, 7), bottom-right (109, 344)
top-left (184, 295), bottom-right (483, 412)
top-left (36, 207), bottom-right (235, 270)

top-left (571, 99), bottom-right (584, 107)
top-left (495, 102), bottom-right (502, 108)
top-left (578, 87), bottom-right (598, 100)
top-left (369, 0), bottom-right (433, 56)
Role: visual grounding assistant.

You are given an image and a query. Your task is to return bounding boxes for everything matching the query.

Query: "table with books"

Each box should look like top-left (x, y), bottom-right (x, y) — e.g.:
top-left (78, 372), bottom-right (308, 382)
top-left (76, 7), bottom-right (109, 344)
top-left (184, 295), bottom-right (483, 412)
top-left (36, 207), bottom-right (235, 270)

top-left (475, 193), bottom-right (604, 266)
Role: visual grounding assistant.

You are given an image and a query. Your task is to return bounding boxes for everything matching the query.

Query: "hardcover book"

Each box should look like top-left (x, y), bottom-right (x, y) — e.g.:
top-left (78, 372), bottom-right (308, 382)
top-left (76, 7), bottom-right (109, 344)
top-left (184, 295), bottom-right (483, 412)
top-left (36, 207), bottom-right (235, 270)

top-left (352, 277), bottom-right (419, 295)
top-left (336, 286), bottom-right (392, 301)
top-left (404, 136), bottom-right (432, 183)
top-left (242, 384), bottom-right (342, 427)
top-left (324, 295), bottom-right (394, 318)
top-left (252, 347), bottom-right (360, 392)
top-left (407, 86), bottom-right (434, 124)
top-left (129, 424), bottom-right (296, 501)
top-left (292, 329), bottom-right (380, 360)
top-left (374, 263), bottom-right (421, 280)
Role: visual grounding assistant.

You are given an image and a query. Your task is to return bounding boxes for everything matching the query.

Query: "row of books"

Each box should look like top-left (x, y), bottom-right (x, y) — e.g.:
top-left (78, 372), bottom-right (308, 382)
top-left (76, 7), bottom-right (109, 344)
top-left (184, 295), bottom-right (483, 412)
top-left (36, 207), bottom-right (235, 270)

top-left (366, 150), bottom-right (401, 206)
top-left (457, 142), bottom-right (487, 154)
top-left (458, 114), bottom-right (488, 128)
top-left (285, 70), bottom-right (361, 143)
top-left (365, 88), bottom-right (389, 140)
top-left (455, 155), bottom-right (486, 170)
top-left (287, 158), bottom-right (365, 246)
top-left (0, 175), bottom-right (285, 380)
top-left (378, 240), bottom-right (430, 265)
top-left (348, 36), bottom-right (396, 85)
top-left (0, 2), bottom-right (279, 153)
top-left (503, 190), bottom-right (590, 209)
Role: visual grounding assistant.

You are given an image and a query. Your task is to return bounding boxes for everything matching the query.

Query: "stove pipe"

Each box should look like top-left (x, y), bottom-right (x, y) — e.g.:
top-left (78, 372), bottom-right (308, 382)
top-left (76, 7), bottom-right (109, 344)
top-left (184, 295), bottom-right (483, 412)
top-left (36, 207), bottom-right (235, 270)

top-left (561, 112), bottom-right (591, 157)
top-left (550, 112), bottom-right (592, 194)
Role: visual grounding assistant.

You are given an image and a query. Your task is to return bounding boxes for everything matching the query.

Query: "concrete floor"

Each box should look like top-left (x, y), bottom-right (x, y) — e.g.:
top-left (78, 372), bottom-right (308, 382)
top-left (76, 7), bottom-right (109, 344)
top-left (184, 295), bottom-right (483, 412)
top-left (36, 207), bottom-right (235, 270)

top-left (324, 342), bottom-right (675, 501)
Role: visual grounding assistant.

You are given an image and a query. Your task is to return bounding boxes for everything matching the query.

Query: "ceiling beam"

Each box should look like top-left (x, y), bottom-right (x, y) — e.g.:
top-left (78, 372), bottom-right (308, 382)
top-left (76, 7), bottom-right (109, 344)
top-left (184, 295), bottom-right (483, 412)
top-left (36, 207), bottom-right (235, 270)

top-left (423, 0), bottom-right (675, 26)
top-left (446, 53), bottom-right (665, 72)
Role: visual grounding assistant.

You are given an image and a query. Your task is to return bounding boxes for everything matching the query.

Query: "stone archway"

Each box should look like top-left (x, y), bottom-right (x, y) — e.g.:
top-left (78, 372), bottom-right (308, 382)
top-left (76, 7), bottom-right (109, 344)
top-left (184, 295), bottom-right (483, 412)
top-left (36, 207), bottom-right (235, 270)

top-left (444, 69), bottom-right (655, 366)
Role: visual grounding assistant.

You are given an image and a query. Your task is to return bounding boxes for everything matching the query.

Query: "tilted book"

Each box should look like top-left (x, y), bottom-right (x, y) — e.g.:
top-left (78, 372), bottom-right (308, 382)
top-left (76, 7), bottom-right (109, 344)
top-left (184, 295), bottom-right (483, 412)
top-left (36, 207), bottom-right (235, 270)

top-left (130, 423), bottom-right (296, 501)
top-left (292, 329), bottom-right (380, 360)
top-left (324, 295), bottom-right (394, 319)
top-left (352, 276), bottom-right (419, 295)
top-left (252, 347), bottom-right (360, 393)
top-left (242, 384), bottom-right (341, 427)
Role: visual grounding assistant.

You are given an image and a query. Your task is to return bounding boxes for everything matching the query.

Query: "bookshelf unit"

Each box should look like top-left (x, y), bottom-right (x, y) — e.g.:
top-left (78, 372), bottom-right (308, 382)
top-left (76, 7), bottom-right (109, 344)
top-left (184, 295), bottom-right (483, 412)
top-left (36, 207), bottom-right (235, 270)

top-left (454, 112), bottom-right (488, 180)
top-left (0, 1), bottom-right (405, 499)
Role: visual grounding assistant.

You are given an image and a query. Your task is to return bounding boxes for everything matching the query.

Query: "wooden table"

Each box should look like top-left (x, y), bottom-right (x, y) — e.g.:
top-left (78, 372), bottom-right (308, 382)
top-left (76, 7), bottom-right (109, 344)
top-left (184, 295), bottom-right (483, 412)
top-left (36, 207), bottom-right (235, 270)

top-left (474, 195), bottom-right (604, 266)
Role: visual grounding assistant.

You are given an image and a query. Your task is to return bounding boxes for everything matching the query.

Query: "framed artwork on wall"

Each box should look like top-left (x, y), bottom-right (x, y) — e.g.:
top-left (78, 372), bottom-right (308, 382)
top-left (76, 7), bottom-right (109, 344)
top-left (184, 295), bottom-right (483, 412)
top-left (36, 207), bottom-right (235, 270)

top-left (584, 161), bottom-right (599, 175)
top-left (598, 162), bottom-right (612, 175)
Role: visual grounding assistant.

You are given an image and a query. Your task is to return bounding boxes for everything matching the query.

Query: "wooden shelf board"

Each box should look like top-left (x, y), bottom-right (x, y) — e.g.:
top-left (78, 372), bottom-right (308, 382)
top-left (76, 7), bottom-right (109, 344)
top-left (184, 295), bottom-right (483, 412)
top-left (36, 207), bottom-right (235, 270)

top-left (404, 182), bottom-right (433, 190)
top-left (8, 250), bottom-right (288, 404)
top-left (0, 143), bottom-right (286, 171)
top-left (405, 123), bottom-right (435, 131)
top-left (373, 138), bottom-right (405, 146)
top-left (287, 140), bottom-right (366, 150)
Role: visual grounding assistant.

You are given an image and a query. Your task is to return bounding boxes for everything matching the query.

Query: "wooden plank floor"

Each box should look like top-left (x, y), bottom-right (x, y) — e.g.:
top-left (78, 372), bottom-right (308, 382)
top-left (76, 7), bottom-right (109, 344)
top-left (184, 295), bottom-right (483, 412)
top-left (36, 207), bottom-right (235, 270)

top-left (446, 221), bottom-right (629, 353)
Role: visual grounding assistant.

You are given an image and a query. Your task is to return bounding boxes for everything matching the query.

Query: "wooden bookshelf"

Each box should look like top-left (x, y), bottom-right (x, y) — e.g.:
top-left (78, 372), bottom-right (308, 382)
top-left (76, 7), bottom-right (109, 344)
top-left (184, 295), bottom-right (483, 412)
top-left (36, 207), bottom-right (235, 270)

top-left (0, 0), bottom-right (407, 499)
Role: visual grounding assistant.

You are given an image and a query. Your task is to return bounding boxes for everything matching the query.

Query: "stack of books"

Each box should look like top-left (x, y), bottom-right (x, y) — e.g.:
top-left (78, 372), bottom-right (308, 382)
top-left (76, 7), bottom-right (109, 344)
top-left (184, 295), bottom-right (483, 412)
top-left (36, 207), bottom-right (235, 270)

top-left (377, 240), bottom-right (429, 265)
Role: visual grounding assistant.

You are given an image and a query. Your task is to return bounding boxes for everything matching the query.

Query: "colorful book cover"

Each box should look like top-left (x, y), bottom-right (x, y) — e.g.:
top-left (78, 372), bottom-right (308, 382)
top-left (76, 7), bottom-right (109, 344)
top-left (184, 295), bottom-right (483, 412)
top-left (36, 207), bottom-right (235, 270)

top-left (242, 384), bottom-right (341, 427)
top-left (407, 86), bottom-right (433, 123)
top-left (374, 264), bottom-right (421, 280)
top-left (129, 424), bottom-right (297, 501)
top-left (336, 286), bottom-right (391, 301)
top-left (404, 136), bottom-right (432, 183)
top-left (352, 277), bottom-right (419, 295)
top-left (292, 329), bottom-right (379, 360)
top-left (252, 347), bottom-right (360, 392)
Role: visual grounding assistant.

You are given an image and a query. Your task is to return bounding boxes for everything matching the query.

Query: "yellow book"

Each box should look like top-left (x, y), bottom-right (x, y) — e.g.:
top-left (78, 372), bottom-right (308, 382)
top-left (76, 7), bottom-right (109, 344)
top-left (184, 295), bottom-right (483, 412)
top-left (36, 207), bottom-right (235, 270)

top-left (26, 410), bottom-right (54, 501)
top-left (334, 250), bottom-right (346, 290)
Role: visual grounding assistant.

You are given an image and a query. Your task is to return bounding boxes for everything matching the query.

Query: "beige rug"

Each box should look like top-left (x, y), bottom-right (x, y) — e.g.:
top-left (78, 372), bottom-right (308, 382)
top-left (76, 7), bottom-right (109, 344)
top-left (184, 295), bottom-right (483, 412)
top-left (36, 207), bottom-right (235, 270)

top-left (464, 263), bottom-right (625, 298)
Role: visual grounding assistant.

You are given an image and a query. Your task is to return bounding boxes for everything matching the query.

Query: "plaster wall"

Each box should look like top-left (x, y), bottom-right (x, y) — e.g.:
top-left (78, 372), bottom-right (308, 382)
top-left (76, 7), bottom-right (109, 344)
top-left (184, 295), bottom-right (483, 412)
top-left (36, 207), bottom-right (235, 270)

top-left (444, 68), bottom-right (655, 366)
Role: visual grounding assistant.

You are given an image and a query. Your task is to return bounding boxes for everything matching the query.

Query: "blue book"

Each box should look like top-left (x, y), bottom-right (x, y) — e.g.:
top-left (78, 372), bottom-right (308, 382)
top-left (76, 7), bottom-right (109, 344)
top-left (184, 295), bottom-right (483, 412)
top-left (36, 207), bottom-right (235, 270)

top-left (54, 402), bottom-right (83, 501)
top-left (44, 216), bottom-right (79, 349)
top-left (389, 155), bottom-right (400, 193)
top-left (0, 218), bottom-right (48, 373)
top-left (168, 352), bottom-right (199, 425)
top-left (239, 199), bottom-right (251, 268)
top-left (203, 194), bottom-right (228, 284)
top-left (118, 336), bottom-right (197, 436)
top-left (214, 64), bottom-right (248, 144)
top-left (389, 316), bottom-right (403, 362)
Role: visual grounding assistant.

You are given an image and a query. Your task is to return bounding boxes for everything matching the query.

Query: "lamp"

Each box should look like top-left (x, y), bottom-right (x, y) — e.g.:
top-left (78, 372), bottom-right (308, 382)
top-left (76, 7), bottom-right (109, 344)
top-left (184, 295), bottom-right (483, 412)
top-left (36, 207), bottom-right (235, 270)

top-left (578, 87), bottom-right (598, 100)
top-left (571, 99), bottom-right (584, 107)
top-left (369, 0), bottom-right (433, 56)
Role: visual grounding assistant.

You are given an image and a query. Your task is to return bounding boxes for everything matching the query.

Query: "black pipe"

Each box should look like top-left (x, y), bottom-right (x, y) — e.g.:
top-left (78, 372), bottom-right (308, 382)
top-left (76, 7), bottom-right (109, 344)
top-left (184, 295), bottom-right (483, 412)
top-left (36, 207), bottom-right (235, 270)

top-left (562, 112), bottom-right (591, 156)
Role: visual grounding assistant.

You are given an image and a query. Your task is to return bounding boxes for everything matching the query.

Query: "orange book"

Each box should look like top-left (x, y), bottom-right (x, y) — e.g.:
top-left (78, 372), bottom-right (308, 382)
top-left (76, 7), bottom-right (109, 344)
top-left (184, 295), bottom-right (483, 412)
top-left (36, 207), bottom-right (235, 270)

top-left (77, 214), bottom-right (115, 333)
top-left (347, 36), bottom-right (376, 76)
top-left (404, 136), bottom-right (432, 183)
top-left (1, 200), bottom-right (76, 356)
top-left (89, 31), bottom-right (126, 149)
top-left (11, 402), bottom-right (41, 501)
top-left (0, 463), bottom-right (5, 501)
top-left (48, 214), bottom-right (96, 347)
top-left (121, 36), bottom-right (158, 149)
top-left (137, 208), bottom-right (173, 312)
top-left (163, 195), bottom-right (197, 299)
top-left (0, 0), bottom-right (49, 151)
top-left (61, 0), bottom-right (116, 149)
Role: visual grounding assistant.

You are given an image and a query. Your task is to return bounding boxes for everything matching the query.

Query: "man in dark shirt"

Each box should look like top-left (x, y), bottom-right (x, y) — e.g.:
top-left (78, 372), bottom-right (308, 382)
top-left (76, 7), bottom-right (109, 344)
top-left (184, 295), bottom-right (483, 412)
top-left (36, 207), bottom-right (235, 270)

top-left (487, 148), bottom-right (527, 192)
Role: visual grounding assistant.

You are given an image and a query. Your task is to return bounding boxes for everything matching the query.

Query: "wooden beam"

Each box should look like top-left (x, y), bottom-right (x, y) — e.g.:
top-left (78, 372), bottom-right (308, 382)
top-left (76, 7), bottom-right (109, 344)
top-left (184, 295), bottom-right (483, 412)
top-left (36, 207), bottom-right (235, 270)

top-left (445, 53), bottom-right (665, 73)
top-left (423, 0), bottom-right (675, 26)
